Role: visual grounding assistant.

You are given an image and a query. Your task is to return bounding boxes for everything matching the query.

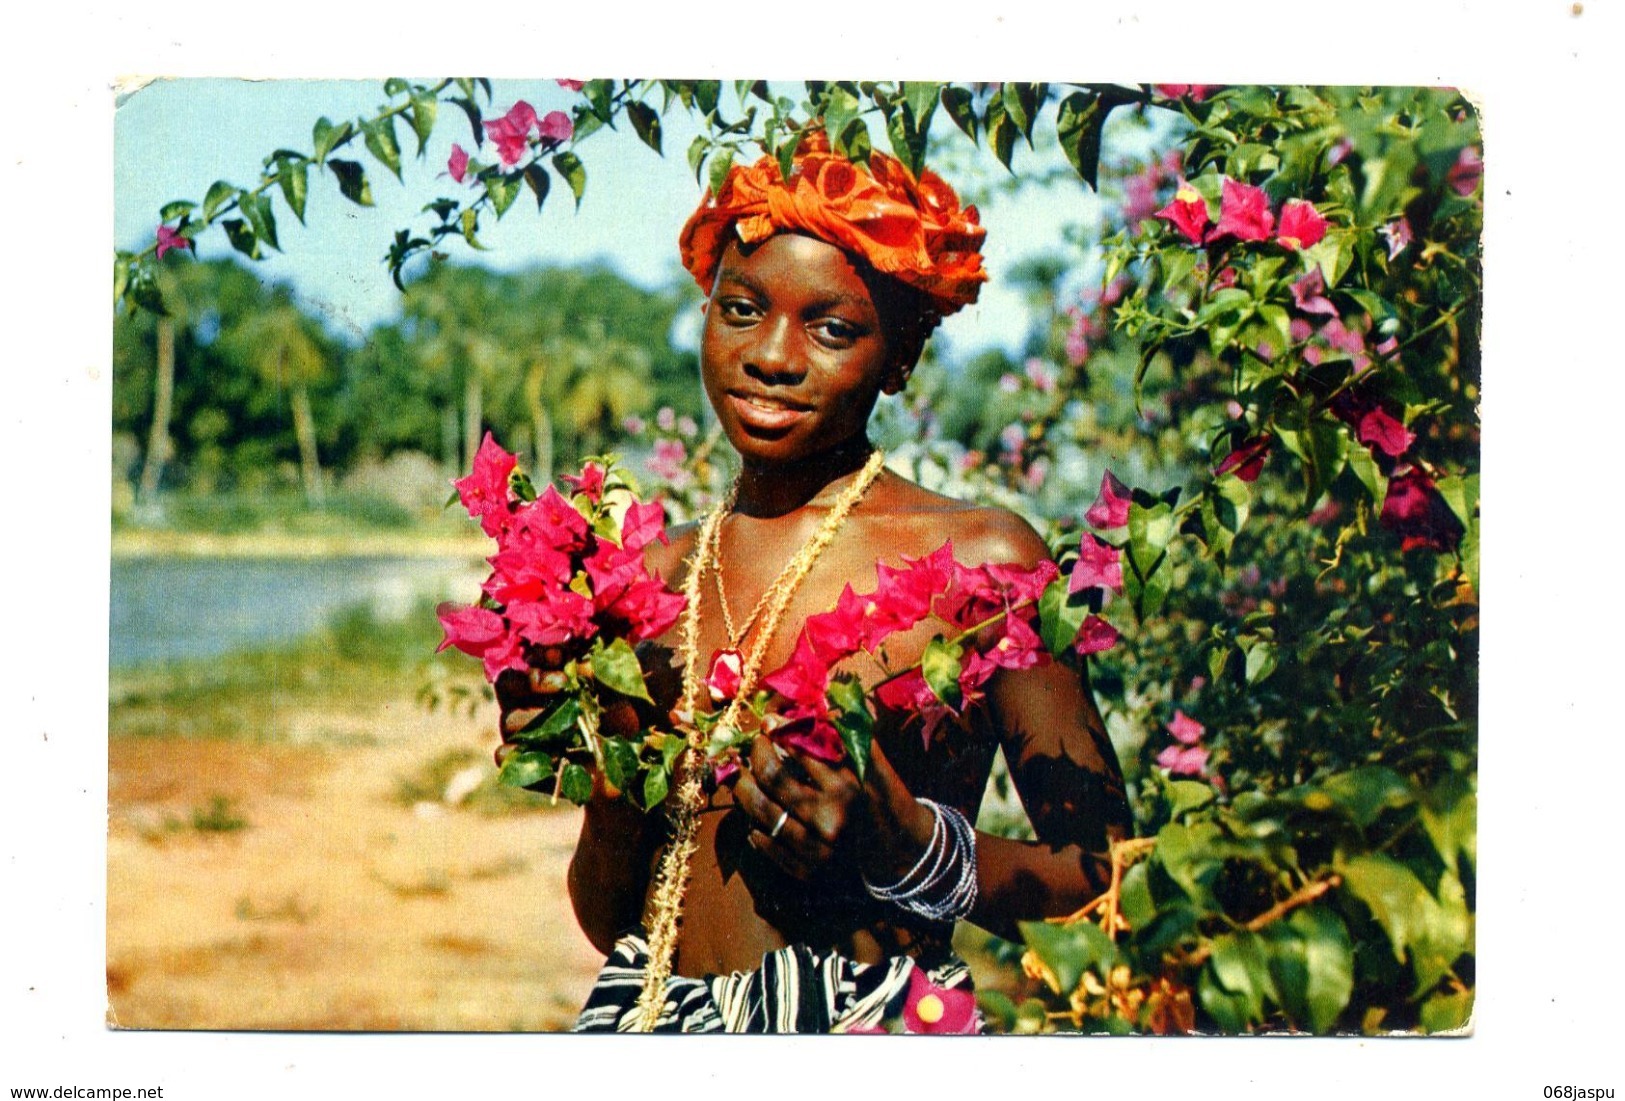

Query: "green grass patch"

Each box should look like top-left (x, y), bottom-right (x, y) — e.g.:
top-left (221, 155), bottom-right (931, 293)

top-left (110, 597), bottom-right (487, 744)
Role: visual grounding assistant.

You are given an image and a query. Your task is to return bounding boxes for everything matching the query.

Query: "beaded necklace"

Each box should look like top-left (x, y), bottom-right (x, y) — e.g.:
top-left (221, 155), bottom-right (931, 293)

top-left (631, 448), bottom-right (887, 1031)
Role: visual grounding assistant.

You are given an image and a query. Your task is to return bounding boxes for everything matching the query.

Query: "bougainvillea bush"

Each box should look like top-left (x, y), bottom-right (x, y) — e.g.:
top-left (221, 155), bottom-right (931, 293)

top-left (125, 80), bottom-right (1478, 1035)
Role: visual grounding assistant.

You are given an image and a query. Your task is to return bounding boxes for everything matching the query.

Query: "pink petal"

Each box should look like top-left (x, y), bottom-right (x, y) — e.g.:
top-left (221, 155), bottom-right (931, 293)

top-left (1085, 470), bottom-right (1132, 530)
top-left (1167, 708), bottom-right (1206, 745)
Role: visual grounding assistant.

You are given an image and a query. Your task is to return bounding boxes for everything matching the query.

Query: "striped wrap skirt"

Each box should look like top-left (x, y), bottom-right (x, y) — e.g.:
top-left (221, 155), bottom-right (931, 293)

top-left (573, 928), bottom-right (980, 1034)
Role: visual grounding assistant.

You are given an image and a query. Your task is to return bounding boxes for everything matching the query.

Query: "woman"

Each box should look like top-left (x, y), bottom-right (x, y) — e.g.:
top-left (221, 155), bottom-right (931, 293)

top-left (499, 137), bottom-right (1131, 1033)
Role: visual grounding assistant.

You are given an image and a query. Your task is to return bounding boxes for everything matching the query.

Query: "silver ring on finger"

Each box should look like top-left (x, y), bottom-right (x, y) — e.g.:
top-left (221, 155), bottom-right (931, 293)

top-left (769, 809), bottom-right (790, 840)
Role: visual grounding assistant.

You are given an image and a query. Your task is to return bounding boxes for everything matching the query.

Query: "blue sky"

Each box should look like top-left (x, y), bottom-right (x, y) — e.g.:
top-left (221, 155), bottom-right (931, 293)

top-left (113, 78), bottom-right (1130, 355)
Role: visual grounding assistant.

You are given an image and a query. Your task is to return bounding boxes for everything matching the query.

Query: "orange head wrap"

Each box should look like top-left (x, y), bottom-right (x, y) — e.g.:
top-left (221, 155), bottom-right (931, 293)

top-left (678, 134), bottom-right (987, 327)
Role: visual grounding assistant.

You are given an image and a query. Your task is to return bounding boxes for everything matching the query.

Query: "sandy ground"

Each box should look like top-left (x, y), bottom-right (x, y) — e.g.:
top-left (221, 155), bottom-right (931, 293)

top-left (106, 703), bottom-right (604, 1032)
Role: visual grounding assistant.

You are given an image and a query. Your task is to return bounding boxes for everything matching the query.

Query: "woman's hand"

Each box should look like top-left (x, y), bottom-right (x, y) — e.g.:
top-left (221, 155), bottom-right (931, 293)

top-left (732, 736), bottom-right (935, 883)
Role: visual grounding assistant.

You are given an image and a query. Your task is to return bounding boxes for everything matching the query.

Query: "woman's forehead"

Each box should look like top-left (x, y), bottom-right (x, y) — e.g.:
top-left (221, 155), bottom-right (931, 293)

top-left (716, 234), bottom-right (883, 310)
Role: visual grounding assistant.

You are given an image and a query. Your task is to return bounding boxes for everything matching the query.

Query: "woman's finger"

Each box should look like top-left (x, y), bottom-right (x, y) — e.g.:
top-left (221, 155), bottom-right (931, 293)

top-left (733, 768), bottom-right (786, 834)
top-left (748, 829), bottom-right (814, 881)
top-left (749, 737), bottom-right (816, 808)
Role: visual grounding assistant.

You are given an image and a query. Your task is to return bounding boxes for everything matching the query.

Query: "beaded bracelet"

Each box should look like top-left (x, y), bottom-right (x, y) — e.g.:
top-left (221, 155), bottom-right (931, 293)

top-left (862, 799), bottom-right (979, 923)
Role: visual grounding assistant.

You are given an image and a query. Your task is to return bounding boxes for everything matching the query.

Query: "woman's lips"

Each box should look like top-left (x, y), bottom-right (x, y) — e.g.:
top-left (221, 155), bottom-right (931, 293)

top-left (726, 392), bottom-right (810, 433)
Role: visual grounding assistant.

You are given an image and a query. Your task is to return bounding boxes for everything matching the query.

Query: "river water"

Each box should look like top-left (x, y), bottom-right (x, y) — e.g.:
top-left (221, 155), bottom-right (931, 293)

top-left (109, 556), bottom-right (487, 668)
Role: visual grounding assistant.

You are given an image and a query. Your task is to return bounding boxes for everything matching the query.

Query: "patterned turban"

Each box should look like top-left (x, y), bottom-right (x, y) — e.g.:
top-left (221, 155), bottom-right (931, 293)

top-left (679, 133), bottom-right (987, 323)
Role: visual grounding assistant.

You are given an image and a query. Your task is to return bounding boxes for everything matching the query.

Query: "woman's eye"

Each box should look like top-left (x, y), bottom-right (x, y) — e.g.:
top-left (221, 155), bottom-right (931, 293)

top-left (812, 318), bottom-right (862, 346)
top-left (717, 298), bottom-right (762, 323)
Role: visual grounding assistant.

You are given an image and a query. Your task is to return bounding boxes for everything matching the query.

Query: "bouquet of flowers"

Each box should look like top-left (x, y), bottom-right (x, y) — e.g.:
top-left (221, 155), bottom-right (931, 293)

top-left (435, 433), bottom-right (689, 807)
top-left (438, 435), bottom-right (1130, 810)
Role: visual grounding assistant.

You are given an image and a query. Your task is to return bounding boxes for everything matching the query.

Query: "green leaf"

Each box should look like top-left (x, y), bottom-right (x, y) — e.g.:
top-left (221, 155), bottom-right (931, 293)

top-left (590, 637), bottom-right (653, 703)
top-left (238, 191), bottom-right (280, 252)
top-left (600, 736), bottom-right (639, 794)
top-left (559, 762), bottom-right (593, 805)
top-left (706, 148), bottom-right (735, 196)
top-left (1337, 852), bottom-right (1470, 993)
top-left (1419, 987), bottom-right (1474, 1034)
top-left (1242, 637), bottom-right (1278, 685)
top-left (127, 266), bottom-right (167, 315)
top-left (523, 162), bottom-right (551, 210)
top-left (1055, 91), bottom-right (1105, 188)
top-left (460, 208), bottom-right (486, 249)
top-left (920, 638), bottom-right (964, 711)
top-left (975, 990), bottom-right (1017, 1033)
top-left (1263, 906), bottom-right (1354, 1034)
top-left (327, 159), bottom-right (373, 206)
top-left (985, 98), bottom-right (1017, 171)
top-left (1165, 779), bottom-right (1216, 820)
top-left (203, 179), bottom-right (237, 221)
top-left (497, 749), bottom-right (554, 789)
top-left (221, 217), bottom-right (259, 260)
top-left (1159, 247), bottom-right (1198, 295)
top-left (1018, 920), bottom-right (1116, 995)
top-left (642, 767), bottom-right (669, 810)
top-left (277, 159), bottom-right (309, 224)
top-left (1318, 766), bottom-right (1413, 828)
top-left (821, 83), bottom-right (862, 150)
top-left (626, 100), bottom-right (663, 154)
top-left (408, 88), bottom-right (438, 156)
top-left (585, 79), bottom-right (617, 124)
top-left (1037, 576), bottom-right (1090, 656)
top-left (363, 115), bottom-right (403, 180)
top-left (1202, 931), bottom-right (1277, 1030)
top-left (1117, 861), bottom-right (1154, 931)
top-left (1419, 775), bottom-right (1476, 875)
top-left (825, 676), bottom-right (873, 781)
top-left (832, 117), bottom-right (871, 165)
top-left (1197, 477), bottom-right (1250, 560)
top-left (686, 134), bottom-right (711, 182)
top-left (1346, 443), bottom-right (1389, 506)
top-left (485, 173), bottom-right (520, 218)
top-left (312, 117), bottom-right (354, 162)
top-left (158, 200), bottom-right (196, 222)
top-left (513, 696), bottom-right (582, 749)
top-left (383, 77), bottom-right (410, 98)
top-left (112, 254), bottom-right (133, 306)
top-left (941, 85), bottom-right (978, 142)
top-left (1002, 82), bottom-right (1044, 146)
top-left (775, 130), bottom-right (804, 183)
top-left (552, 151), bottom-right (587, 209)
top-left (449, 96), bottom-right (484, 145)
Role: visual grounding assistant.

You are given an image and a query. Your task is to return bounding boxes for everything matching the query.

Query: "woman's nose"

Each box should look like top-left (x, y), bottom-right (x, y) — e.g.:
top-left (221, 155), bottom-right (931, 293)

top-left (743, 314), bottom-right (804, 385)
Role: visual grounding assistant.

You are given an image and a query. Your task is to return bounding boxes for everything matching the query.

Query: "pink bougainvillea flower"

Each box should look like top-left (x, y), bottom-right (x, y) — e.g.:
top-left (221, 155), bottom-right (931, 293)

top-left (447, 142), bottom-right (470, 184)
top-left (648, 437), bottom-right (689, 484)
top-left (1207, 177), bottom-right (1275, 244)
top-left (483, 541), bottom-right (573, 605)
top-left (1448, 145), bottom-right (1483, 197)
top-left (613, 577), bottom-right (687, 643)
top-left (769, 708), bottom-right (846, 764)
top-left (1156, 742), bottom-right (1210, 777)
top-left (761, 634), bottom-right (833, 710)
top-left (435, 602), bottom-right (507, 656)
top-left (1152, 84), bottom-right (1222, 103)
top-left (1167, 709), bottom-right (1206, 745)
top-left (998, 372), bottom-right (1021, 394)
top-left (1070, 534), bottom-right (1124, 596)
top-left (1085, 471), bottom-right (1132, 530)
top-left (1289, 268), bottom-right (1338, 318)
top-left (1380, 467), bottom-right (1464, 553)
top-left (705, 648), bottom-right (744, 703)
top-left (537, 110), bottom-right (574, 143)
top-left (508, 585), bottom-right (598, 647)
top-left (1333, 393), bottom-right (1415, 460)
top-left (1214, 435), bottom-right (1271, 482)
top-left (155, 224), bottom-right (193, 260)
top-left (1380, 217), bottom-right (1413, 261)
top-left (802, 585), bottom-right (869, 664)
top-left (901, 968), bottom-right (979, 1034)
top-left (619, 499), bottom-right (669, 553)
top-left (478, 627), bottom-right (530, 683)
top-left (584, 539), bottom-right (646, 608)
top-left (1075, 614), bottom-right (1120, 656)
top-left (983, 614), bottom-right (1046, 672)
top-left (1154, 182), bottom-right (1210, 245)
top-left (453, 432), bottom-right (518, 534)
top-left (555, 78), bottom-right (586, 91)
top-left (562, 461), bottom-right (605, 502)
top-left (486, 101), bottom-right (540, 166)
top-left (1276, 199), bottom-right (1328, 251)
top-left (521, 484), bottom-right (591, 552)
top-left (1024, 357), bottom-right (1058, 394)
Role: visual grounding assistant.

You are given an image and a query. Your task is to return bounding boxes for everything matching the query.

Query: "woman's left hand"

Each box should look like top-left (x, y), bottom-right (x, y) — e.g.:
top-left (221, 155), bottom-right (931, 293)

top-left (732, 735), bottom-right (935, 882)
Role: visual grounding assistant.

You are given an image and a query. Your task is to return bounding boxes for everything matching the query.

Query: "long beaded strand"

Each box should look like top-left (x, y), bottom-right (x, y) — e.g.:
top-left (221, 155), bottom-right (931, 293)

top-left (631, 449), bottom-right (887, 1031)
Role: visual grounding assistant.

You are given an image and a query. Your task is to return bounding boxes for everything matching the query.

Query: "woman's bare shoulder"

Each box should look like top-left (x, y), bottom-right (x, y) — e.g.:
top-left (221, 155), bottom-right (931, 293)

top-left (644, 518), bottom-right (702, 582)
top-left (874, 475), bottom-right (1051, 568)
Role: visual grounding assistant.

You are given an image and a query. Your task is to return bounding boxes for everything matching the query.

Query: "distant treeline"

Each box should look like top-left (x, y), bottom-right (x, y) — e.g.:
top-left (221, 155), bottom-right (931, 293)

top-left (112, 257), bottom-right (709, 505)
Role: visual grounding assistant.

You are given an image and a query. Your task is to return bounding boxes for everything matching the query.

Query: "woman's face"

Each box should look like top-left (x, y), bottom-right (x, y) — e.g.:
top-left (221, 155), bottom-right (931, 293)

top-left (700, 233), bottom-right (901, 468)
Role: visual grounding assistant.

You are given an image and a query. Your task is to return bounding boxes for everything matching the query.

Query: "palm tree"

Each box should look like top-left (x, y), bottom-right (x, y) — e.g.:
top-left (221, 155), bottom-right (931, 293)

top-left (221, 289), bottom-right (330, 503)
